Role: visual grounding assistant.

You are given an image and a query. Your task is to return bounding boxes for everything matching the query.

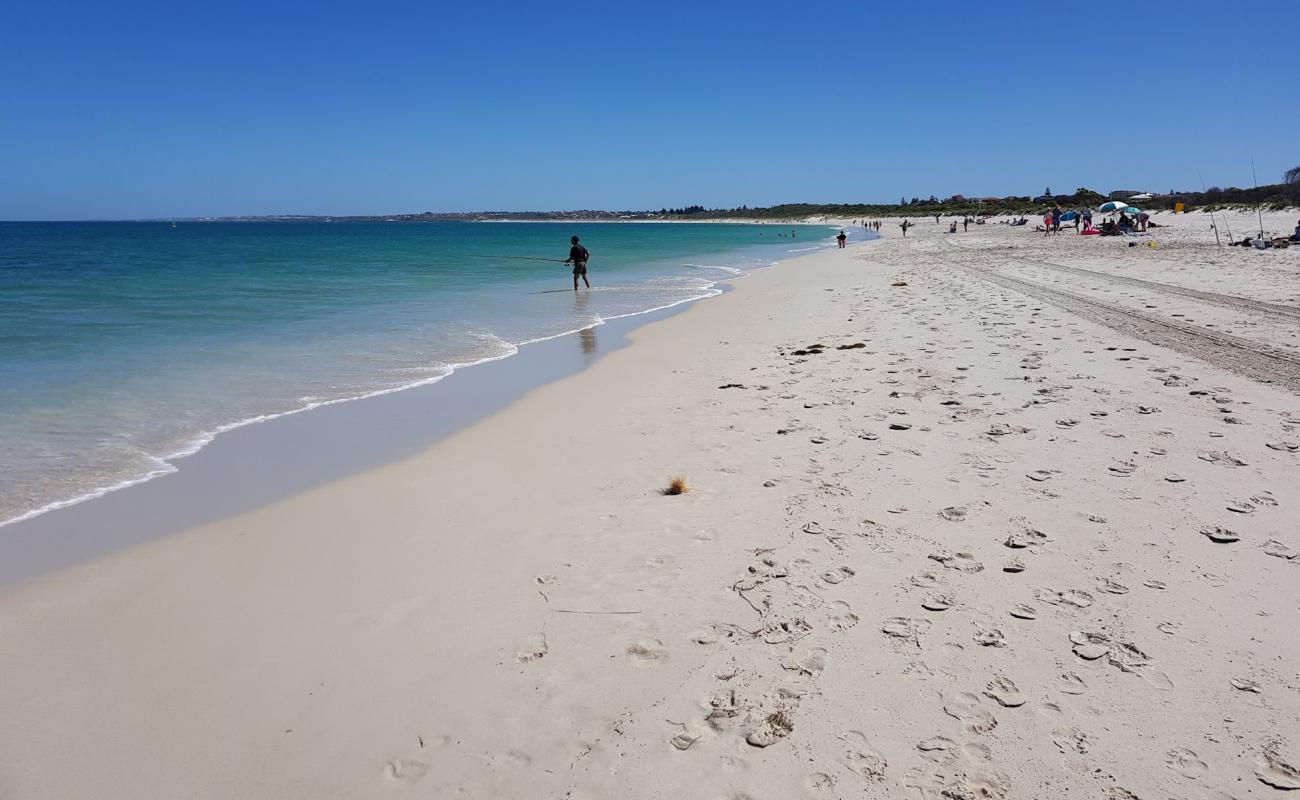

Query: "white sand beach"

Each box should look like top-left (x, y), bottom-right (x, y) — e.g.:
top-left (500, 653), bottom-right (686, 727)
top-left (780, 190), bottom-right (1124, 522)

top-left (2, 211), bottom-right (1299, 799)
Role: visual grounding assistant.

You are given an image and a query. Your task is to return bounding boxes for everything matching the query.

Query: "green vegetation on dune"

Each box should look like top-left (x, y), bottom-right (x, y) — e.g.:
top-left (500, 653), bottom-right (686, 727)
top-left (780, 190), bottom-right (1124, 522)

top-left (662, 178), bottom-right (1300, 219)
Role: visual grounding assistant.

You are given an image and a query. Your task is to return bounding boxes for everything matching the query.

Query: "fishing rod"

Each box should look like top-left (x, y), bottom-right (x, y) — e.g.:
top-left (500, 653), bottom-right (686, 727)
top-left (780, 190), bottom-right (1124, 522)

top-left (1251, 157), bottom-right (1266, 239)
top-left (1197, 169), bottom-right (1222, 247)
top-left (465, 254), bottom-right (571, 263)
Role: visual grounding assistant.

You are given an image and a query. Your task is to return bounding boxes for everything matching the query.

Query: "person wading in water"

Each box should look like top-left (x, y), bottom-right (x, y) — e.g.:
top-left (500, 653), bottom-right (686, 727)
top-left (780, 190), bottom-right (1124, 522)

top-left (564, 235), bottom-right (590, 291)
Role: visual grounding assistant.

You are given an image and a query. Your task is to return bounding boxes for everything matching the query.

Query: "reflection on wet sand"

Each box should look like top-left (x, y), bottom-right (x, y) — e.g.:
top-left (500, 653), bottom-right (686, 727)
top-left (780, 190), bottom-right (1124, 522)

top-left (579, 326), bottom-right (598, 359)
top-left (574, 292), bottom-right (599, 361)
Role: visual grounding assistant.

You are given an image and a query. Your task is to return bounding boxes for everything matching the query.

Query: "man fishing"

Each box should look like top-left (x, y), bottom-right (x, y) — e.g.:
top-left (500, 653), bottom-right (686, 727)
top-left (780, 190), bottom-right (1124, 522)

top-left (564, 235), bottom-right (590, 291)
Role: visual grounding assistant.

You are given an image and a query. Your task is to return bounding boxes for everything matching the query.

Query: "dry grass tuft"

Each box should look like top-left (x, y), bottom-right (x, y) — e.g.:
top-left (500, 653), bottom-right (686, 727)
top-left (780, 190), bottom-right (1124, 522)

top-left (661, 475), bottom-right (689, 496)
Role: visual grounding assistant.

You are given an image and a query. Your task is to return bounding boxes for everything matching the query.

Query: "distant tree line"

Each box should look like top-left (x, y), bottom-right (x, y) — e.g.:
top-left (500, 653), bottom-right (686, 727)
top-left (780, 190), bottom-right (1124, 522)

top-left (654, 173), bottom-right (1299, 219)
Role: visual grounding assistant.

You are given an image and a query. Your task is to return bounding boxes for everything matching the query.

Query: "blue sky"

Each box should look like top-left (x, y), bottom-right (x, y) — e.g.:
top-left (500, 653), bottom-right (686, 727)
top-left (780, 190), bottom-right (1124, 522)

top-left (2, 0), bottom-right (1297, 219)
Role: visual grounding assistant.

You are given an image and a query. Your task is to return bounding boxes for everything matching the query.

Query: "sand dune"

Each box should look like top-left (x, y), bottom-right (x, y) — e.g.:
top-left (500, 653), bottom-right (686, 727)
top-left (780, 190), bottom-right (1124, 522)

top-left (1, 211), bottom-right (1298, 799)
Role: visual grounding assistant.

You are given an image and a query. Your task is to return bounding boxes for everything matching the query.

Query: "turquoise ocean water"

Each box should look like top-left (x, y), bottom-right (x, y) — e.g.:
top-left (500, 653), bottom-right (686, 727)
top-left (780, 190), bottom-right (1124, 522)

top-left (1, 220), bottom-right (852, 525)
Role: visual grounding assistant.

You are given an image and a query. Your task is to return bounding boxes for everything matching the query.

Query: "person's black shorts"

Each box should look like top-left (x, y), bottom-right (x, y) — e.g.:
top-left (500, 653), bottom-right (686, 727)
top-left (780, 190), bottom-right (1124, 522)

top-left (572, 261), bottom-right (588, 275)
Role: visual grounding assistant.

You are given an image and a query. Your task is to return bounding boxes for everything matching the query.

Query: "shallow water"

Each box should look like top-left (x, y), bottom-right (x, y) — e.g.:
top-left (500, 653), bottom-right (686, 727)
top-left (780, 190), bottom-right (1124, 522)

top-left (0, 220), bottom-right (849, 525)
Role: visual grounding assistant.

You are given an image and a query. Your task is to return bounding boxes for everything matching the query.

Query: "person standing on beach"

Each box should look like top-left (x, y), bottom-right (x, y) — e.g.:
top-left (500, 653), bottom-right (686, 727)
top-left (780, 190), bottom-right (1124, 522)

top-left (836, 230), bottom-right (847, 248)
top-left (1051, 205), bottom-right (1063, 235)
top-left (564, 235), bottom-right (590, 291)
top-left (963, 217), bottom-right (969, 232)
top-left (900, 219), bottom-right (912, 237)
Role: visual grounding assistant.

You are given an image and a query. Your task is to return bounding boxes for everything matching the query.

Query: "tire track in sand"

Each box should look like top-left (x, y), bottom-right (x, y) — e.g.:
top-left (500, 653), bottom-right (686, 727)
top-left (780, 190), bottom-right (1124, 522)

top-left (943, 258), bottom-right (1300, 392)
top-left (941, 238), bottom-right (1300, 324)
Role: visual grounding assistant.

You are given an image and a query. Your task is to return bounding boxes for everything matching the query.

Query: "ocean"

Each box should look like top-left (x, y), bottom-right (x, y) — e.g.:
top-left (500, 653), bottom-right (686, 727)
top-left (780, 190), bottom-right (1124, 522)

top-left (0, 220), bottom-right (854, 526)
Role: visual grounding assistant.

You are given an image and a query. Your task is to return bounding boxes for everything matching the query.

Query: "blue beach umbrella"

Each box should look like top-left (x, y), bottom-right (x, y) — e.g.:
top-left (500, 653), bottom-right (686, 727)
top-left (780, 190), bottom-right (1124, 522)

top-left (1097, 201), bottom-right (1126, 212)
top-left (1121, 206), bottom-right (1142, 215)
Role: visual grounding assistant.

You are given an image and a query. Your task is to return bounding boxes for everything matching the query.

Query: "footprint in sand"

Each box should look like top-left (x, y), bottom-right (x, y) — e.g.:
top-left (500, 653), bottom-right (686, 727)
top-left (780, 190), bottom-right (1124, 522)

top-left (745, 698), bottom-right (798, 748)
top-left (1034, 701), bottom-right (1063, 721)
top-left (1198, 450), bottom-right (1248, 467)
top-left (783, 647), bottom-right (827, 678)
top-left (942, 692), bottom-right (997, 734)
top-left (1003, 558), bottom-right (1026, 574)
top-left (821, 565), bottom-right (856, 585)
top-left (910, 571), bottom-right (941, 588)
top-left (983, 677), bottom-right (1026, 707)
top-left (1009, 603), bottom-right (1037, 620)
top-left (972, 626), bottom-right (1006, 648)
top-left (1257, 742), bottom-right (1300, 790)
top-left (1069, 631), bottom-right (1111, 661)
top-left (1263, 540), bottom-right (1298, 560)
top-left (383, 757), bottom-right (431, 786)
top-left (1108, 461), bottom-right (1137, 477)
top-left (516, 633), bottom-right (549, 663)
top-left (916, 736), bottom-right (957, 757)
top-left (626, 639), bottom-right (669, 664)
top-left (938, 506), bottom-right (968, 521)
top-left (802, 772), bottom-right (834, 794)
top-left (1200, 526), bottom-right (1240, 543)
top-left (1052, 727), bottom-right (1091, 754)
top-left (930, 551), bottom-right (984, 572)
top-left (824, 601), bottom-right (860, 632)
top-left (1165, 747), bottom-right (1209, 779)
top-left (1057, 672), bottom-right (1087, 694)
top-left (1142, 670), bottom-right (1175, 691)
top-left (840, 730), bottom-right (887, 780)
top-left (1038, 588), bottom-right (1094, 608)
top-left (922, 593), bottom-right (954, 612)
top-left (1097, 577), bottom-right (1129, 594)
top-left (881, 616), bottom-right (931, 645)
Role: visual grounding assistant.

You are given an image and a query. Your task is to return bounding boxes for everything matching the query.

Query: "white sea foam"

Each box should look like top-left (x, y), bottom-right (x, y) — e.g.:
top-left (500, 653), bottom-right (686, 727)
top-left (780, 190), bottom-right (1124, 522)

top-left (683, 263), bottom-right (745, 276)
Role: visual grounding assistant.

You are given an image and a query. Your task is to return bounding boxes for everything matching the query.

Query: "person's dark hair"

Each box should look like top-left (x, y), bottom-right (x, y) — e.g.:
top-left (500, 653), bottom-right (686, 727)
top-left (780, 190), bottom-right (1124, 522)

top-left (571, 235), bottom-right (579, 243)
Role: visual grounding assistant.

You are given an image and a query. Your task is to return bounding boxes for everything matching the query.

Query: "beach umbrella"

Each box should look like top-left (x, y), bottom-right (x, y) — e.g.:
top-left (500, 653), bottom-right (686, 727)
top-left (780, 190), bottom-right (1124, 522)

top-left (1097, 201), bottom-right (1126, 212)
top-left (1121, 207), bottom-right (1142, 215)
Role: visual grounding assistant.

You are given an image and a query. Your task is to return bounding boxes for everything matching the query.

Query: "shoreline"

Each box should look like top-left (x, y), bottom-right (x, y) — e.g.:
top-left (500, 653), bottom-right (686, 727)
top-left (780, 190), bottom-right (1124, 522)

top-left (0, 228), bottom-right (856, 584)
top-left (2, 213), bottom-right (1296, 799)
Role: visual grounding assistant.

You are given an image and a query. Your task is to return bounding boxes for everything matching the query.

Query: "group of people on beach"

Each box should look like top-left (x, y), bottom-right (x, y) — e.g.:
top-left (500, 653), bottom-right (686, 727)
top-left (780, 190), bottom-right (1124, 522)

top-left (1029, 205), bottom-right (1152, 237)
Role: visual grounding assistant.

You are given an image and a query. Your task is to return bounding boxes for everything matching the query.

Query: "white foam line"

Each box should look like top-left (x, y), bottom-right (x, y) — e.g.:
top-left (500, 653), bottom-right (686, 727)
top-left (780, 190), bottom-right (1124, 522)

top-left (0, 231), bottom-right (833, 530)
top-left (683, 263), bottom-right (745, 276)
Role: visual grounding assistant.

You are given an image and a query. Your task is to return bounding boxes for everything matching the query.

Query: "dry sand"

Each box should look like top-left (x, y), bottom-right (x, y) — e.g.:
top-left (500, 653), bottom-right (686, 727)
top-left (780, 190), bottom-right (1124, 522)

top-left (2, 210), bottom-right (1299, 799)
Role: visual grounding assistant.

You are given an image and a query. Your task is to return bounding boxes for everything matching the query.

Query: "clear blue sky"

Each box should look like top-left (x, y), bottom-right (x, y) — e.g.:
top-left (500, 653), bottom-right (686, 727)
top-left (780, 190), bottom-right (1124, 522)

top-left (2, 0), bottom-right (1297, 219)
